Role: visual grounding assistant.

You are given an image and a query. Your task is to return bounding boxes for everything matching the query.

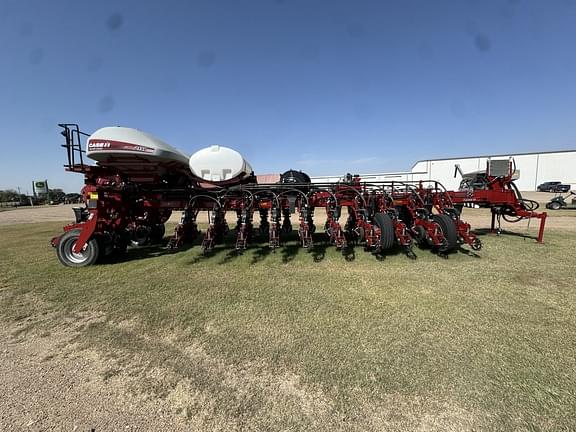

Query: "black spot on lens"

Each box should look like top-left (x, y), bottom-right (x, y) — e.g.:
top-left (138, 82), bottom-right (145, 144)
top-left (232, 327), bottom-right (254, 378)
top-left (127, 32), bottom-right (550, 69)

top-left (106, 13), bottom-right (124, 31)
top-left (98, 96), bottom-right (115, 113)
top-left (29, 48), bottom-right (44, 64)
top-left (474, 33), bottom-right (491, 52)
top-left (197, 51), bottom-right (216, 68)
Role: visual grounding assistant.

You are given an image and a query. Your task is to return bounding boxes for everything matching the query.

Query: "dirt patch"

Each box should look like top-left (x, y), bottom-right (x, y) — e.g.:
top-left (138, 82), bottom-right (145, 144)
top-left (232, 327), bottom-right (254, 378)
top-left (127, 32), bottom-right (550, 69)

top-left (0, 325), bottom-right (190, 431)
top-left (0, 204), bottom-right (80, 226)
top-left (0, 321), bottom-right (484, 431)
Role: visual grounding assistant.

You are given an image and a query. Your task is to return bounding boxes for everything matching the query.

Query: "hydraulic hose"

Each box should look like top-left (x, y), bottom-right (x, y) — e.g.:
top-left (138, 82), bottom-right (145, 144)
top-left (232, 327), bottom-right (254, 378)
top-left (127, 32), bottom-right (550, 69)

top-left (501, 181), bottom-right (540, 223)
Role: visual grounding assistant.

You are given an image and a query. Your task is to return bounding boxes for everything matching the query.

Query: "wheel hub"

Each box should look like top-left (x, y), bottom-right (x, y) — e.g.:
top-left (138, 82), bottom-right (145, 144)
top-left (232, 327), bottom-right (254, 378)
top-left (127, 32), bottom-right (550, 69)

top-left (65, 241), bottom-right (89, 264)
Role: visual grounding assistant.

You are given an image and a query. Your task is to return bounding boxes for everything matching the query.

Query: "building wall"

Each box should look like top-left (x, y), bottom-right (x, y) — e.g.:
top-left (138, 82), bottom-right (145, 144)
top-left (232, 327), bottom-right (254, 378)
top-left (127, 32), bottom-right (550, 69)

top-left (310, 150), bottom-right (576, 191)
top-left (536, 152), bottom-right (576, 190)
top-left (411, 150), bottom-right (576, 191)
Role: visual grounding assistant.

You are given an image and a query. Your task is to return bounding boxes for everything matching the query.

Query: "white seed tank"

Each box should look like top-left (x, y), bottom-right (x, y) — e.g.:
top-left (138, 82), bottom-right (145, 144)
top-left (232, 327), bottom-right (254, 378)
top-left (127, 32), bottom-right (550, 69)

top-left (86, 127), bottom-right (190, 166)
top-left (188, 145), bottom-right (254, 183)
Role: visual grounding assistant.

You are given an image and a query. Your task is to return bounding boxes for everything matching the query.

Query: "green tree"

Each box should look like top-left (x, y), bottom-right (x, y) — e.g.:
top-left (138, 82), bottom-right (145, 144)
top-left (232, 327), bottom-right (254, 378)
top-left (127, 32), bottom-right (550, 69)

top-left (0, 189), bottom-right (19, 202)
top-left (48, 188), bottom-right (65, 203)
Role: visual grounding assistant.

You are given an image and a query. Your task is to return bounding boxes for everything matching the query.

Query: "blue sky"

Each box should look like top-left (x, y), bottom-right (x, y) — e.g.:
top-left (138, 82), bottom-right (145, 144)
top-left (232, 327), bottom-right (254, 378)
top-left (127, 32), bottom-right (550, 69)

top-left (1, 0), bottom-right (575, 193)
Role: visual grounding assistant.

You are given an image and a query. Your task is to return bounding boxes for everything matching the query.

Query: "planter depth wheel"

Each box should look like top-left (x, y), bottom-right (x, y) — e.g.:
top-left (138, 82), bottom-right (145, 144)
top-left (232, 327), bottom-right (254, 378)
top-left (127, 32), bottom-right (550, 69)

top-left (432, 214), bottom-right (458, 253)
top-left (373, 213), bottom-right (395, 251)
top-left (57, 229), bottom-right (100, 267)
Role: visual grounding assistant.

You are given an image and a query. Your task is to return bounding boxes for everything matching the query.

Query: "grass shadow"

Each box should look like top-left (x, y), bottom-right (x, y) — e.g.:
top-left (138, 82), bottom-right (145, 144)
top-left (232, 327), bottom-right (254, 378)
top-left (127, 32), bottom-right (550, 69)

top-left (308, 232), bottom-right (332, 263)
top-left (219, 249), bottom-right (243, 265)
top-left (341, 246), bottom-right (356, 262)
top-left (457, 245), bottom-right (482, 258)
top-left (379, 244), bottom-right (418, 260)
top-left (310, 243), bottom-right (328, 263)
top-left (101, 242), bottom-right (195, 265)
top-left (251, 245), bottom-right (274, 264)
top-left (187, 246), bottom-right (229, 265)
top-left (473, 228), bottom-right (538, 241)
top-left (281, 243), bottom-right (301, 263)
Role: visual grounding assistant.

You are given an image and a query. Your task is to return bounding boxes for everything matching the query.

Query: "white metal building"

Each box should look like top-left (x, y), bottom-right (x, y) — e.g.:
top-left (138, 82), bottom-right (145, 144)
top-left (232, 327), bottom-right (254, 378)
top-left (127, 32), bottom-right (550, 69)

top-left (311, 149), bottom-right (576, 191)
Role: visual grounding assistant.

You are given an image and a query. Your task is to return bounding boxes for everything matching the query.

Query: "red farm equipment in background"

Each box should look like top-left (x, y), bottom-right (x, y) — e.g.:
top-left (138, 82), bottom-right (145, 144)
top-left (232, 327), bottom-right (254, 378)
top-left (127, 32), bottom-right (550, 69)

top-left (51, 124), bottom-right (547, 267)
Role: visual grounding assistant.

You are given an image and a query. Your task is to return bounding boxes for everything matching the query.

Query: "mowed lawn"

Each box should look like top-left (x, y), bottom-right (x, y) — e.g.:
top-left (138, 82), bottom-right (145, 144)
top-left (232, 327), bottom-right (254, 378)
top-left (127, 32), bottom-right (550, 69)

top-left (1, 222), bottom-right (575, 431)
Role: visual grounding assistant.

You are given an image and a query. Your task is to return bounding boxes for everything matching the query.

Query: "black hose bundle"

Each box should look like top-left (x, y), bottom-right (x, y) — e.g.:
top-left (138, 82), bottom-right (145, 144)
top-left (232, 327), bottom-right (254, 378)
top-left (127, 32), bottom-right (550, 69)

top-left (501, 181), bottom-right (540, 223)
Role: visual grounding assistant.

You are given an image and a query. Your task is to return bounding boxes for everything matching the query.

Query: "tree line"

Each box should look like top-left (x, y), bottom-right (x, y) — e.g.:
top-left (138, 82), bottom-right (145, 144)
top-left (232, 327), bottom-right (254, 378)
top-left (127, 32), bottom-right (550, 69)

top-left (0, 188), bottom-right (79, 205)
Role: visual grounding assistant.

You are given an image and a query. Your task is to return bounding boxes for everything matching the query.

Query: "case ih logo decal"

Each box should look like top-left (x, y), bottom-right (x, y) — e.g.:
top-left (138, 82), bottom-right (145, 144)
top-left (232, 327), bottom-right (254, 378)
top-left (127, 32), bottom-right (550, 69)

top-left (88, 141), bottom-right (111, 149)
top-left (88, 140), bottom-right (154, 154)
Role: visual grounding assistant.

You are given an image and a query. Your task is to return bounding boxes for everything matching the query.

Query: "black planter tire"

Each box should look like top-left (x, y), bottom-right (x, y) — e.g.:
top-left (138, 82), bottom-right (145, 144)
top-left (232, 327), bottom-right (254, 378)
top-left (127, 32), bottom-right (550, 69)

top-left (431, 214), bottom-right (458, 253)
top-left (131, 225), bottom-right (151, 246)
top-left (373, 213), bottom-right (395, 251)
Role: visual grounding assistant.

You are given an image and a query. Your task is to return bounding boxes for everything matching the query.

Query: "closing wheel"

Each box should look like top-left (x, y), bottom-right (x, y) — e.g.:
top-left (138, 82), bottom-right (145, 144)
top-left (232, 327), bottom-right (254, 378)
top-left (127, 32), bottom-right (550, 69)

top-left (131, 225), bottom-right (151, 246)
top-left (432, 214), bottom-right (458, 253)
top-left (373, 213), bottom-right (395, 251)
top-left (471, 237), bottom-right (482, 251)
top-left (57, 229), bottom-right (100, 268)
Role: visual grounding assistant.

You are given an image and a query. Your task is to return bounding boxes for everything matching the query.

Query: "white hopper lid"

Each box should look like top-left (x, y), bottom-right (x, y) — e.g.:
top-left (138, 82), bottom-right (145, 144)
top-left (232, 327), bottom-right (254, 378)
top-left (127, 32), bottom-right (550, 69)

top-left (188, 145), bottom-right (253, 182)
top-left (86, 126), bottom-right (189, 165)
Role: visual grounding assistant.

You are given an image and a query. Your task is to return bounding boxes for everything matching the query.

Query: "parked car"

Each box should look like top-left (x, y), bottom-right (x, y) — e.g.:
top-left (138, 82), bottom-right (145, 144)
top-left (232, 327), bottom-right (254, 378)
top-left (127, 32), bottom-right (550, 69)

top-left (64, 193), bottom-right (83, 204)
top-left (536, 181), bottom-right (571, 193)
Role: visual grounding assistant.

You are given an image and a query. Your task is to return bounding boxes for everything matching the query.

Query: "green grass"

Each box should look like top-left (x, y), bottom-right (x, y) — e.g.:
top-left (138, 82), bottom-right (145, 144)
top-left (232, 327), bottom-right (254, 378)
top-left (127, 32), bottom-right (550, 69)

top-left (1, 222), bottom-right (576, 431)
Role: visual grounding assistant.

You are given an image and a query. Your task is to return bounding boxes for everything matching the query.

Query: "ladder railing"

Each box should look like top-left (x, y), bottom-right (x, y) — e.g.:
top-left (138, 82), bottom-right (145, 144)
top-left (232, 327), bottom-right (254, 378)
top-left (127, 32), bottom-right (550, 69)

top-left (58, 123), bottom-right (89, 172)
